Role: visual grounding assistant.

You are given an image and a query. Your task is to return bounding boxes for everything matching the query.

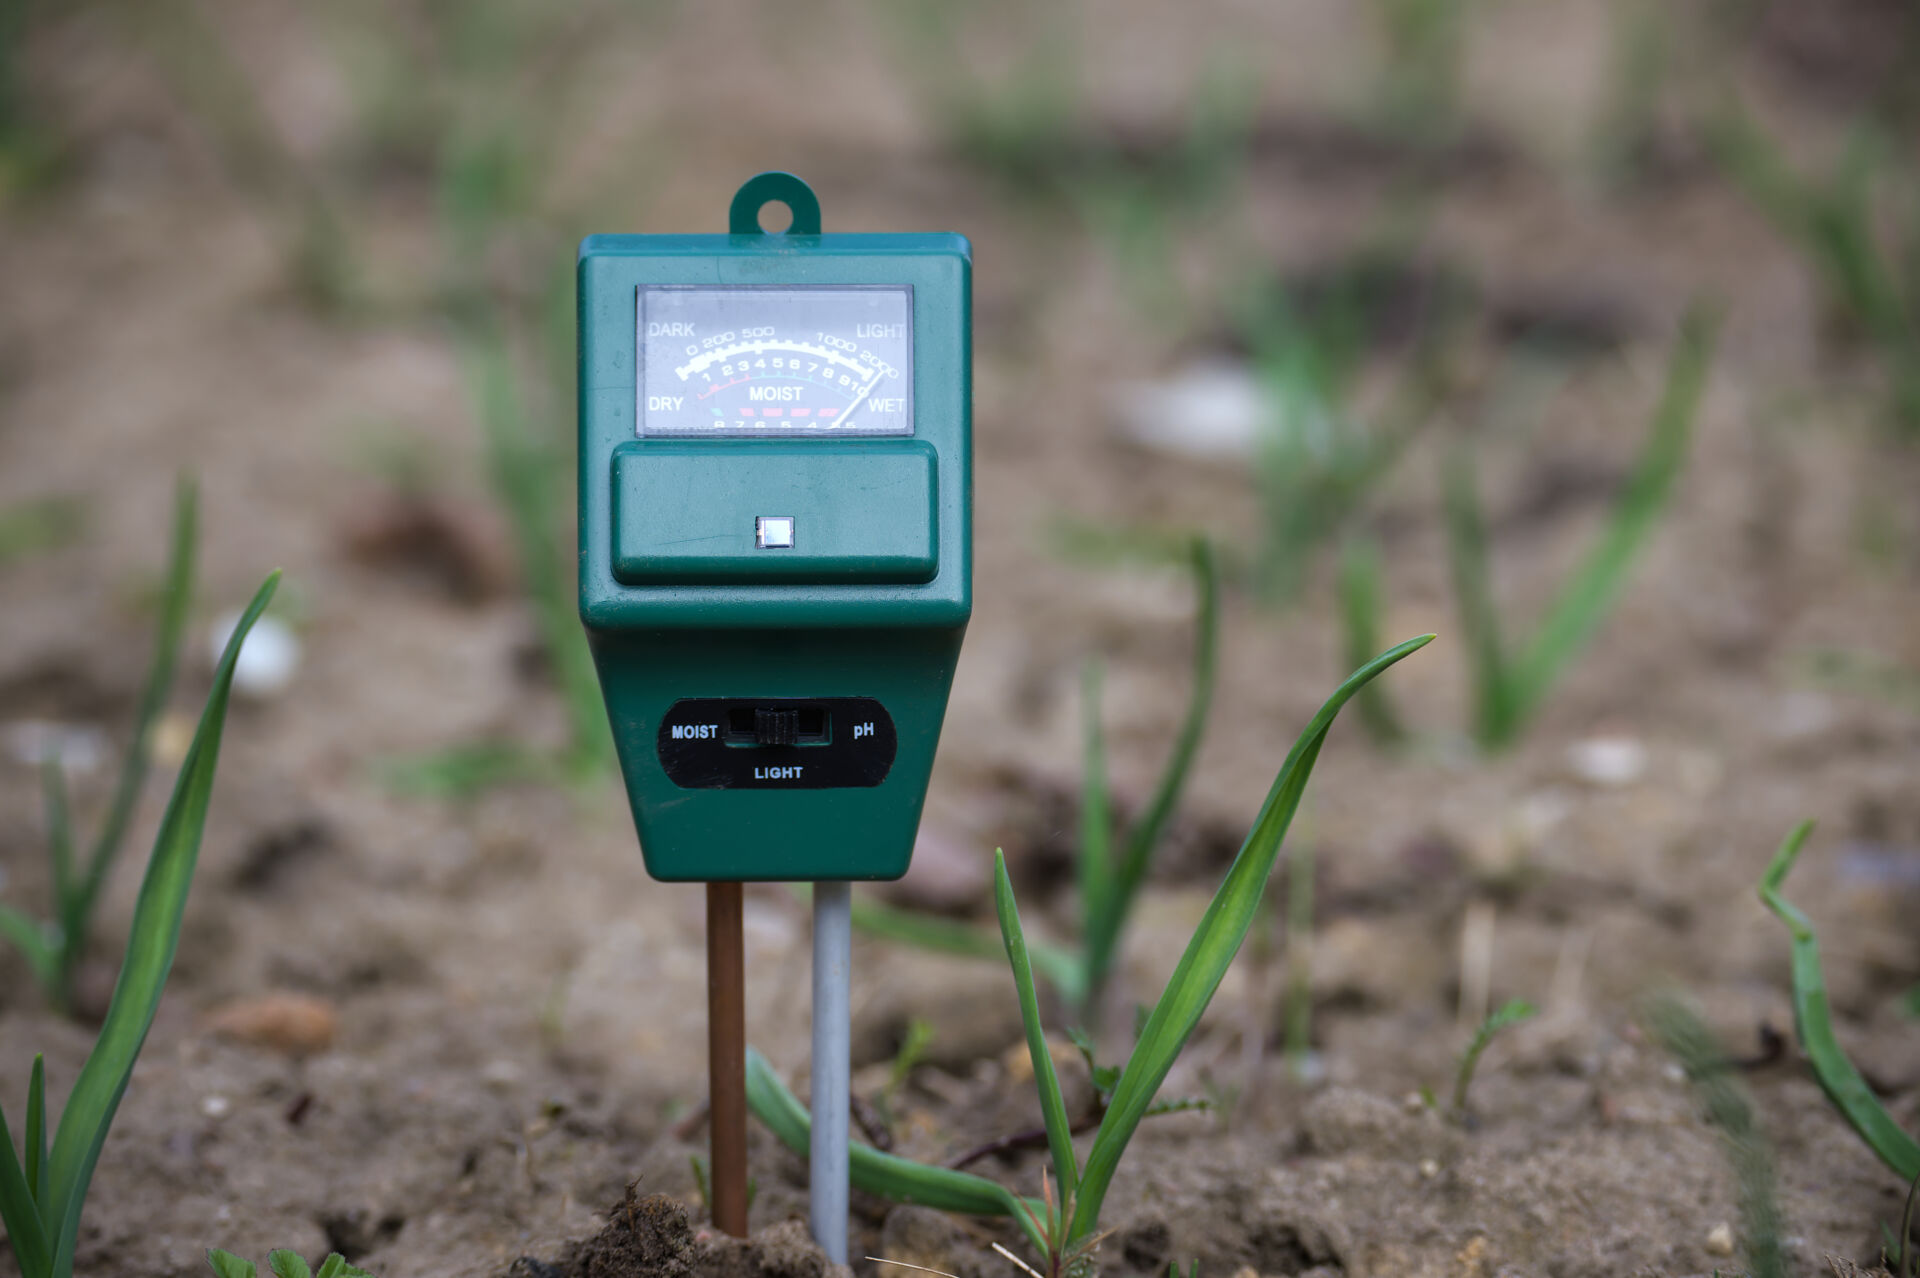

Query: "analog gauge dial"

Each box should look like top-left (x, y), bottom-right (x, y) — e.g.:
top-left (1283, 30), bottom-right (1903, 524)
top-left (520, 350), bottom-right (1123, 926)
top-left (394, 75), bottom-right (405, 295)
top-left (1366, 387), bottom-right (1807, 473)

top-left (638, 286), bottom-right (913, 437)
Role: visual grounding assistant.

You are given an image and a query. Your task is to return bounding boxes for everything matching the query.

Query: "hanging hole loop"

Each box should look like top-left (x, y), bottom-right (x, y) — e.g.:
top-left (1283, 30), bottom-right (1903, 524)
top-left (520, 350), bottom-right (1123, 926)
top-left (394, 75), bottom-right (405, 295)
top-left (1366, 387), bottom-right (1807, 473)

top-left (729, 172), bottom-right (822, 237)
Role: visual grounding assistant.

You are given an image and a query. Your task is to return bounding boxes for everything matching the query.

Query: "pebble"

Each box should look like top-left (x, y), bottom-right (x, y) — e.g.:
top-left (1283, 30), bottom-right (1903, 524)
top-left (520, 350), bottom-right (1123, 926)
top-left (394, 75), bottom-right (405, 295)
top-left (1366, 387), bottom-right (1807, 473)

top-left (210, 609), bottom-right (301, 698)
top-left (1113, 360), bottom-right (1266, 462)
top-left (205, 992), bottom-right (338, 1055)
top-left (1566, 736), bottom-right (1647, 787)
top-left (199, 1094), bottom-right (231, 1119)
top-left (1704, 1222), bottom-right (1735, 1256)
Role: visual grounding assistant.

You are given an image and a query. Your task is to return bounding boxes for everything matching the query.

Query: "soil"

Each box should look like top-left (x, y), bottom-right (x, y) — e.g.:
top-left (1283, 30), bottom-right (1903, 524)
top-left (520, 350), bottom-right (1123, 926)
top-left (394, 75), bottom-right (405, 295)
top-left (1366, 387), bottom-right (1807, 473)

top-left (3, 2), bottom-right (1919, 1277)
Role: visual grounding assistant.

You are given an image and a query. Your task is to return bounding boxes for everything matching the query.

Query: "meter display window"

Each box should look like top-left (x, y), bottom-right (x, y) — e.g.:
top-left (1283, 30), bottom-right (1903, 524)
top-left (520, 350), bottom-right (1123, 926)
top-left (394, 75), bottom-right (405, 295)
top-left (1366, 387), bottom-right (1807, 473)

top-left (638, 286), bottom-right (913, 437)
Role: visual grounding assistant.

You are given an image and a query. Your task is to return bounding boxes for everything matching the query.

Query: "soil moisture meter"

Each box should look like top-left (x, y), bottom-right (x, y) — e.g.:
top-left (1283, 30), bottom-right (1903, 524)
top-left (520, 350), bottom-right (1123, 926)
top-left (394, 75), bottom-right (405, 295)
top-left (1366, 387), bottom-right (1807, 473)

top-left (577, 173), bottom-right (971, 1261)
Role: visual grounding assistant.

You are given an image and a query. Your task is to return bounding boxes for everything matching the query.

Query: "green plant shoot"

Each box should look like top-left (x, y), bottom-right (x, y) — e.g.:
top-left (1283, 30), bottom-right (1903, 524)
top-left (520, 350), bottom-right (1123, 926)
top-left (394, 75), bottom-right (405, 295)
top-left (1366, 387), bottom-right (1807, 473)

top-left (1450, 998), bottom-right (1536, 1117)
top-left (1759, 820), bottom-right (1920, 1184)
top-left (207, 1250), bottom-right (375, 1278)
top-left (748, 633), bottom-right (1435, 1262)
top-left (0, 479), bottom-right (197, 1014)
top-left (1445, 308), bottom-right (1715, 748)
top-left (1642, 993), bottom-right (1786, 1278)
top-left (846, 537), bottom-right (1218, 1019)
top-left (0, 568), bottom-right (278, 1278)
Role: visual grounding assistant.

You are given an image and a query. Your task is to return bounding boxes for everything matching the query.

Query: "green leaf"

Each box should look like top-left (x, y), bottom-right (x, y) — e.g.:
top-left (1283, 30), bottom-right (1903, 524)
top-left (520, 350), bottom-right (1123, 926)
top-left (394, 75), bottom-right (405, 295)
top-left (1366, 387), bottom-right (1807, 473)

top-left (0, 1099), bottom-right (51, 1278)
top-left (1077, 658), bottom-right (1113, 990)
top-left (268, 1250), bottom-right (314, 1278)
top-left (1070, 633), bottom-right (1435, 1240)
top-left (25, 1054), bottom-right (46, 1206)
top-left (1451, 998), bottom-right (1538, 1115)
top-left (1338, 534), bottom-right (1404, 745)
top-left (206, 1250), bottom-right (258, 1278)
top-left (43, 570), bottom-right (279, 1274)
top-left (743, 1047), bottom-right (1049, 1254)
top-left (1443, 447), bottom-right (1511, 746)
top-left (0, 901), bottom-right (59, 994)
top-left (1759, 821), bottom-right (1920, 1184)
top-left (1084, 538), bottom-right (1219, 1008)
top-left (994, 849), bottom-right (1079, 1199)
top-left (41, 760), bottom-right (74, 929)
top-left (312, 1257), bottom-right (346, 1278)
top-left (848, 890), bottom-right (1085, 1010)
top-left (72, 478), bottom-right (197, 955)
top-left (1508, 309), bottom-right (1715, 727)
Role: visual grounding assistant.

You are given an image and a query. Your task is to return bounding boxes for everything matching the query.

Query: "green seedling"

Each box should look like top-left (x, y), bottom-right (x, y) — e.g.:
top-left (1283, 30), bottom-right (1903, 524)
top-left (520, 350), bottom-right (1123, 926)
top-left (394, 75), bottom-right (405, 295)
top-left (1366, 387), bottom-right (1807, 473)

top-left (1642, 992), bottom-right (1785, 1278)
top-left (1714, 107), bottom-right (1920, 432)
top-left (206, 1251), bottom-right (373, 1278)
top-left (0, 569), bottom-right (277, 1278)
top-left (0, 482), bottom-right (196, 1014)
top-left (1449, 998), bottom-right (1536, 1119)
top-left (1758, 821), bottom-right (1920, 1184)
top-left (750, 634), bottom-right (1435, 1267)
top-left (1338, 535), bottom-right (1405, 745)
top-left (849, 538), bottom-right (1218, 1020)
top-left (1442, 308), bottom-right (1715, 749)
top-left (1237, 245), bottom-right (1461, 607)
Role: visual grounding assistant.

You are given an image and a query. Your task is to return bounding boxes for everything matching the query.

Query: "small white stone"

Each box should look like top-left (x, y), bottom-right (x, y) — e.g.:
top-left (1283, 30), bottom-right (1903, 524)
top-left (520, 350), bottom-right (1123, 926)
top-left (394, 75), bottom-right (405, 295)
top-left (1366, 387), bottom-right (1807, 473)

top-left (210, 610), bottom-right (301, 698)
top-left (1566, 736), bottom-right (1647, 787)
top-left (200, 1094), bottom-right (231, 1119)
top-left (481, 1059), bottom-right (523, 1088)
top-left (1419, 1158), bottom-right (1440, 1179)
top-left (3, 720), bottom-right (107, 774)
top-left (1704, 1222), bottom-right (1735, 1256)
top-left (1113, 360), bottom-right (1268, 462)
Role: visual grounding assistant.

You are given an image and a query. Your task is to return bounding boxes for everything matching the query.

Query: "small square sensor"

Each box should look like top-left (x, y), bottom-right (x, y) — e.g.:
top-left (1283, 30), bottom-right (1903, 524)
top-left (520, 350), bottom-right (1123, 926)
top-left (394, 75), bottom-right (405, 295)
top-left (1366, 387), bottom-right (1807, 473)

top-left (755, 516), bottom-right (795, 549)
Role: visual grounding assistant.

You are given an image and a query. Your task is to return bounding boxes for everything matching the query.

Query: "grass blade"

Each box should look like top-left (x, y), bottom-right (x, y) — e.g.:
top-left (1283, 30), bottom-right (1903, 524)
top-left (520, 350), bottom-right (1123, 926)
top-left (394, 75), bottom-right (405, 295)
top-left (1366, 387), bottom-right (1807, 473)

top-left (457, 322), bottom-right (610, 779)
top-left (25, 1054), bottom-right (45, 1206)
top-left (849, 892), bottom-right (1085, 1010)
top-left (1508, 309), bottom-right (1715, 724)
top-left (743, 1047), bottom-right (1049, 1251)
top-left (75, 478), bottom-right (196, 935)
top-left (1070, 633), bottom-right (1435, 1239)
top-left (41, 759), bottom-right (73, 928)
top-left (0, 902), bottom-right (58, 993)
top-left (993, 849), bottom-right (1079, 1199)
top-left (44, 570), bottom-right (280, 1272)
top-left (0, 1100), bottom-right (50, 1277)
top-left (1758, 820), bottom-right (1920, 1183)
top-left (1643, 992), bottom-right (1786, 1278)
top-left (1338, 534), bottom-right (1404, 745)
top-left (1077, 658), bottom-right (1113, 991)
top-left (1085, 538), bottom-right (1220, 1007)
top-left (1442, 448), bottom-right (1511, 746)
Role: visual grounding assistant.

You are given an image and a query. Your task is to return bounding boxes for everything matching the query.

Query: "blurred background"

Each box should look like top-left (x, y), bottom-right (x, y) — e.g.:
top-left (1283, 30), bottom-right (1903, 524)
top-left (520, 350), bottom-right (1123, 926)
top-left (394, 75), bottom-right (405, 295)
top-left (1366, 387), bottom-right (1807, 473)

top-left (1, 1), bottom-right (1918, 1275)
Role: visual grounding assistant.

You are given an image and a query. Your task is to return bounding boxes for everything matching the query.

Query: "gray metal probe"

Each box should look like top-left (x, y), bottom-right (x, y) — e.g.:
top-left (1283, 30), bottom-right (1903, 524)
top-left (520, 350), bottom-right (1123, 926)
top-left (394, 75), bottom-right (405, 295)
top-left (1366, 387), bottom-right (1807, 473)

top-left (809, 880), bottom-right (852, 1264)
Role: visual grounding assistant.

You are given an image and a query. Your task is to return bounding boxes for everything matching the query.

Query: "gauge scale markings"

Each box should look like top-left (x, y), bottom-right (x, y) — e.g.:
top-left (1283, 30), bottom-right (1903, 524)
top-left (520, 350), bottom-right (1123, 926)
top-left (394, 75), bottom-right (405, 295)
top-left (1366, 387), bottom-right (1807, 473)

top-left (638, 286), bottom-right (914, 438)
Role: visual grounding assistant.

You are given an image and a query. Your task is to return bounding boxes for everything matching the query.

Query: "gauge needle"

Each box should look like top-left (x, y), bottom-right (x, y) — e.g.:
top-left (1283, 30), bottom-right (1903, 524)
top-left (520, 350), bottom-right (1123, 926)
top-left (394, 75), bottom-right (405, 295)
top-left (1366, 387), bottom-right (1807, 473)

top-left (833, 371), bottom-right (880, 430)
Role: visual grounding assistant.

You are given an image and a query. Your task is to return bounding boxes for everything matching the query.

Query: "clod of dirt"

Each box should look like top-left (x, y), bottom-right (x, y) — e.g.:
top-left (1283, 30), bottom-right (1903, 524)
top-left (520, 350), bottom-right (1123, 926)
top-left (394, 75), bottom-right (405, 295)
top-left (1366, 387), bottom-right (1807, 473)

top-left (531, 1188), bottom-right (850, 1278)
top-left (879, 1205), bottom-right (992, 1278)
top-left (547, 1184), bottom-right (697, 1277)
top-left (339, 492), bottom-right (513, 604)
top-left (204, 992), bottom-right (339, 1056)
top-left (697, 1220), bottom-right (850, 1278)
top-left (875, 823), bottom-right (991, 915)
top-left (1298, 1087), bottom-right (1455, 1162)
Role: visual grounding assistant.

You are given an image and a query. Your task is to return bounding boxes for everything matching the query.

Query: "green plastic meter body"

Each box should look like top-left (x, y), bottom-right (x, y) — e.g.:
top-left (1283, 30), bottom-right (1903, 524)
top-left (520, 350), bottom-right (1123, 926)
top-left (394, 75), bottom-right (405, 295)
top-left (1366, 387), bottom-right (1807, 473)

top-left (577, 175), bottom-right (971, 882)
